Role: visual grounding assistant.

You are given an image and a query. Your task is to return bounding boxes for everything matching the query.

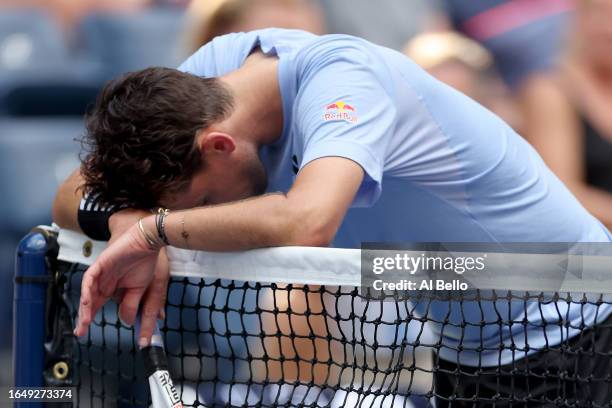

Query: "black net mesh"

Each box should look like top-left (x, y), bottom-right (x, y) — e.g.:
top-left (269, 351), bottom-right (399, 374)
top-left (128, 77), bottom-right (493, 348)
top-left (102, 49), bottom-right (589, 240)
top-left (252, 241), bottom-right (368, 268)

top-left (54, 260), bottom-right (612, 407)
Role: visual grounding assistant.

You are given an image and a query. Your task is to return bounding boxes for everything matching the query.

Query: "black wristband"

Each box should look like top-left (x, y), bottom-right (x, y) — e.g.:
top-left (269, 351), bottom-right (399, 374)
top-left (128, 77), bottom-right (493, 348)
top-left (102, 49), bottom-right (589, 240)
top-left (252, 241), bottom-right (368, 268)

top-left (77, 193), bottom-right (122, 241)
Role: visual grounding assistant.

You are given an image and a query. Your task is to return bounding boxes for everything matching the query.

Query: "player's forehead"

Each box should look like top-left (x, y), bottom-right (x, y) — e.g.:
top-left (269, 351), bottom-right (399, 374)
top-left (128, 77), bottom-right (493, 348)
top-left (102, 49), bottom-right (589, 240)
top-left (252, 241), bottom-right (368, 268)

top-left (159, 162), bottom-right (217, 209)
top-left (158, 182), bottom-right (203, 210)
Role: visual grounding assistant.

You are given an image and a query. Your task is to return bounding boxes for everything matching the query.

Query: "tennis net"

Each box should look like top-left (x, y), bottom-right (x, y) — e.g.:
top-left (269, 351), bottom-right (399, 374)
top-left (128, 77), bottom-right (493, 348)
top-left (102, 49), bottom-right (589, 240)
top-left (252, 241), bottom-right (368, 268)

top-left (13, 227), bottom-right (612, 407)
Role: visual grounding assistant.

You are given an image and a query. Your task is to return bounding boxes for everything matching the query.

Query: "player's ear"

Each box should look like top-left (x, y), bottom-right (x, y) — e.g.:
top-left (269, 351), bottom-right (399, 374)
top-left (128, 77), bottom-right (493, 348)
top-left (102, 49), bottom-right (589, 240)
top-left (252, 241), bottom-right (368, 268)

top-left (198, 131), bottom-right (236, 156)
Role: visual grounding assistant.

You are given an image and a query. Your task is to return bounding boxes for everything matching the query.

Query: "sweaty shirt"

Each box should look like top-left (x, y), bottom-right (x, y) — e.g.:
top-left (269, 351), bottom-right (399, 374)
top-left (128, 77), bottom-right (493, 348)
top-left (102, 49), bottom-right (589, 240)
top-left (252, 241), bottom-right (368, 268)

top-left (179, 28), bottom-right (612, 366)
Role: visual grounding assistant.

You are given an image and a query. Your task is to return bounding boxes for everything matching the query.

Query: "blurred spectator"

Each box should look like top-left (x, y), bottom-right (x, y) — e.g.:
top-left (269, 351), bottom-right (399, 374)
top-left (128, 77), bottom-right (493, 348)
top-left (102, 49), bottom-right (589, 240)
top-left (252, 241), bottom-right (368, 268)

top-left (0, 0), bottom-right (152, 35)
top-left (437, 0), bottom-right (573, 90)
top-left (0, 8), bottom-right (99, 116)
top-left (521, 0), bottom-right (612, 230)
top-left (78, 8), bottom-right (184, 79)
top-left (0, 9), bottom-right (68, 73)
top-left (0, 0), bottom-right (186, 385)
top-left (426, 1), bottom-right (574, 135)
top-left (182, 0), bottom-right (325, 56)
top-left (321, 0), bottom-right (443, 51)
top-left (404, 31), bottom-right (521, 129)
top-left (0, 6), bottom-right (183, 116)
top-left (150, 0), bottom-right (189, 7)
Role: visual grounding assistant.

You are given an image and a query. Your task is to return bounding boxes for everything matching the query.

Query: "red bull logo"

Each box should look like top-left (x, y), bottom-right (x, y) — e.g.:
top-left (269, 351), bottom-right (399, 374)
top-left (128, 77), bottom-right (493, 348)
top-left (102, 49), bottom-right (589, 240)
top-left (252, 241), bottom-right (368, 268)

top-left (323, 100), bottom-right (358, 123)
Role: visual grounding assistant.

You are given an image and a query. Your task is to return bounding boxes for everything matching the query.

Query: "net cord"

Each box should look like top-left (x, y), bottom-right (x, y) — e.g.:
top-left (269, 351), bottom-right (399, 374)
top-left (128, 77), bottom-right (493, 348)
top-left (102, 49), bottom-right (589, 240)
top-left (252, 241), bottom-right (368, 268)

top-left (56, 228), bottom-right (612, 293)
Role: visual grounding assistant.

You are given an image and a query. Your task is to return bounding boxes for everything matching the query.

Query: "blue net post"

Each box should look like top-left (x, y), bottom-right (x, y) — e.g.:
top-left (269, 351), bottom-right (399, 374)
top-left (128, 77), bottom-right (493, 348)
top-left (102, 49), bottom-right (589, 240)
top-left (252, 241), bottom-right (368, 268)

top-left (12, 231), bottom-right (50, 408)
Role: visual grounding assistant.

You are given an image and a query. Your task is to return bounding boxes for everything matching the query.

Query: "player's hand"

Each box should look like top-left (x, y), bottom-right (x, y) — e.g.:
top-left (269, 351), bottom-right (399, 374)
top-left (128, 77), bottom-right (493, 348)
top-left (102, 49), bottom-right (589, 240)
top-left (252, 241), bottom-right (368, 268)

top-left (109, 209), bottom-right (169, 338)
top-left (74, 215), bottom-right (162, 337)
top-left (108, 208), bottom-right (151, 242)
top-left (106, 208), bottom-right (157, 305)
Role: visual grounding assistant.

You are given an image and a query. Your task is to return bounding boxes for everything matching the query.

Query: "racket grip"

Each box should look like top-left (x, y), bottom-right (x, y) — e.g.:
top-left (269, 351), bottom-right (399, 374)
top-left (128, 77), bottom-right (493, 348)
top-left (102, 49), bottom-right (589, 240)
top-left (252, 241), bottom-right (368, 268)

top-left (147, 362), bottom-right (183, 408)
top-left (142, 346), bottom-right (168, 377)
top-left (136, 316), bottom-right (183, 407)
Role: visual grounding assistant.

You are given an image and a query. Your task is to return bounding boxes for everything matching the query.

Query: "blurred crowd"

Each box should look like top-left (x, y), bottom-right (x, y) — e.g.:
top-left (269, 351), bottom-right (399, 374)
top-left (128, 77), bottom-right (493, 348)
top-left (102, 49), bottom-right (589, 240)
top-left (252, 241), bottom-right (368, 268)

top-left (1, 0), bottom-right (611, 388)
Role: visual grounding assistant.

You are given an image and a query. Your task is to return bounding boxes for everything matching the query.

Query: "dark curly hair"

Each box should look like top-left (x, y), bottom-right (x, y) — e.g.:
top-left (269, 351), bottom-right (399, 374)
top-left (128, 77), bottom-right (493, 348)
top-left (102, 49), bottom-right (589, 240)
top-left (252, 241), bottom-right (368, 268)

top-left (80, 67), bottom-right (234, 209)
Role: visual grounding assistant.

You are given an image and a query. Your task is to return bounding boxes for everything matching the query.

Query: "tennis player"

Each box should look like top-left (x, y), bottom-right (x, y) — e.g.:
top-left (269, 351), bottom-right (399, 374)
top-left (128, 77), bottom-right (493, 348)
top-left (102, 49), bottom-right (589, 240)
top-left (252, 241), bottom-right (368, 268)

top-left (53, 28), bottom-right (612, 404)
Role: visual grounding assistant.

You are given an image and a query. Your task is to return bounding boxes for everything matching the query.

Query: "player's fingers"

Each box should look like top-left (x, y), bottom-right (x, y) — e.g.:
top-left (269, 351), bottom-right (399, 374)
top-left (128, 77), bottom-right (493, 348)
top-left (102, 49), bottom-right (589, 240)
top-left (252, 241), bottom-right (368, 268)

top-left (154, 249), bottom-right (170, 323)
top-left (75, 263), bottom-right (102, 336)
top-left (112, 288), bottom-right (126, 304)
top-left (75, 290), bottom-right (108, 337)
top-left (77, 295), bottom-right (109, 336)
top-left (138, 256), bottom-right (170, 348)
top-left (118, 287), bottom-right (146, 327)
top-left (137, 296), bottom-right (162, 349)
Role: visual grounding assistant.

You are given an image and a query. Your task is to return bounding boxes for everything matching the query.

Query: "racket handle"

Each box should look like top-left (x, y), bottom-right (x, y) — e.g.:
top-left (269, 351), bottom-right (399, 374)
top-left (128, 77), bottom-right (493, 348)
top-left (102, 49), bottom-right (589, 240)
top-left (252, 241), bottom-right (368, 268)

top-left (147, 366), bottom-right (183, 408)
top-left (144, 346), bottom-right (182, 408)
top-left (135, 315), bottom-right (183, 408)
top-left (142, 346), bottom-right (169, 377)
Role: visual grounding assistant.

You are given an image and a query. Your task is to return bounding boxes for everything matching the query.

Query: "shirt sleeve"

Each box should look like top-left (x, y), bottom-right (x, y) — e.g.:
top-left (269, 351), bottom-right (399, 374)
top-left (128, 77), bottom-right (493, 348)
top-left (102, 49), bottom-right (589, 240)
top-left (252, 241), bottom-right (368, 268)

top-left (177, 39), bottom-right (215, 75)
top-left (177, 32), bottom-right (258, 77)
top-left (295, 49), bottom-right (396, 207)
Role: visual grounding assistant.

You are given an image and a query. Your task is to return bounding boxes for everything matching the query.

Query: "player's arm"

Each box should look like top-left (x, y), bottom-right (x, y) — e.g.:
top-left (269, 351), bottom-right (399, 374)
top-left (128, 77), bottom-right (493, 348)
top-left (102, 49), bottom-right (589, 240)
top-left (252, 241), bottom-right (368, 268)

top-left (76, 49), bottom-right (387, 339)
top-left (521, 75), bottom-right (612, 229)
top-left (53, 167), bottom-right (155, 241)
top-left (52, 168), bottom-right (85, 232)
top-left (74, 157), bottom-right (363, 338)
top-left (161, 156), bottom-right (364, 250)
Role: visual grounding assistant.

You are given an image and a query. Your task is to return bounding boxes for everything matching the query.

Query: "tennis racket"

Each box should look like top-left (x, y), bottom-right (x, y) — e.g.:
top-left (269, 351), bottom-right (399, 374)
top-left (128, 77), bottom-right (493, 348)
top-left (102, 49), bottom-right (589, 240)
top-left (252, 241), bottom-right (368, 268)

top-left (135, 315), bottom-right (184, 408)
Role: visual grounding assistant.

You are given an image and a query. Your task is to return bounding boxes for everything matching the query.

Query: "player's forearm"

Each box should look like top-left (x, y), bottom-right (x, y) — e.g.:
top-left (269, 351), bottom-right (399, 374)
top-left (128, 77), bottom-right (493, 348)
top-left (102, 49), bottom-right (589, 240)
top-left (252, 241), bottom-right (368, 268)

top-left (155, 193), bottom-right (333, 251)
top-left (52, 168), bottom-right (85, 232)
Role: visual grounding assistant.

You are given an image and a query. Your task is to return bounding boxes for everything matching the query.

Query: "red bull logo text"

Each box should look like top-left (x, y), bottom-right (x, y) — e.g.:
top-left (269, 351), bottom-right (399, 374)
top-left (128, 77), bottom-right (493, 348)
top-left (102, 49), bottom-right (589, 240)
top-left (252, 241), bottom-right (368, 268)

top-left (322, 100), bottom-right (358, 123)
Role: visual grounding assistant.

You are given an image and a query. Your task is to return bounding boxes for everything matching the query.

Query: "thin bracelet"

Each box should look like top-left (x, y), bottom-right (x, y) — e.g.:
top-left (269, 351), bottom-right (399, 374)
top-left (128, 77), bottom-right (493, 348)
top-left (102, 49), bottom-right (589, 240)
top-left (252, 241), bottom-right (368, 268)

top-left (138, 218), bottom-right (161, 250)
top-left (180, 214), bottom-right (190, 249)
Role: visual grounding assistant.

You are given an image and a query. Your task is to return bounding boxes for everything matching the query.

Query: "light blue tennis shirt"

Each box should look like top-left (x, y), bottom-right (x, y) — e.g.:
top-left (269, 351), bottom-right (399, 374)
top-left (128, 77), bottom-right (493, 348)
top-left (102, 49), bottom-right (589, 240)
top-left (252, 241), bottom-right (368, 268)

top-left (179, 29), bottom-right (612, 366)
